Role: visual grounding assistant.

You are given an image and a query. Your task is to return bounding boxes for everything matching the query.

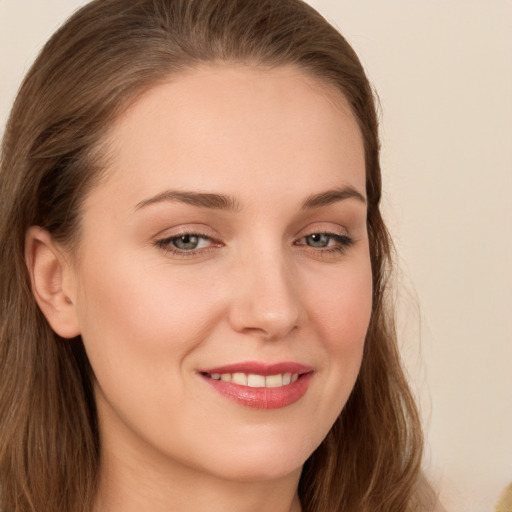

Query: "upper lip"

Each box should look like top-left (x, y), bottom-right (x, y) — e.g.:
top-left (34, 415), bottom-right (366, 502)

top-left (199, 361), bottom-right (313, 376)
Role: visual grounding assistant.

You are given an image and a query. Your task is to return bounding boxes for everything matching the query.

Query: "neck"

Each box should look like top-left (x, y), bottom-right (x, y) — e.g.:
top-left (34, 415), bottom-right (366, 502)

top-left (93, 433), bottom-right (302, 512)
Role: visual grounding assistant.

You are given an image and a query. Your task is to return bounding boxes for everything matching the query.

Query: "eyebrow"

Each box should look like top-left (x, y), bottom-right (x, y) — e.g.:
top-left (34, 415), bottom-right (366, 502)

top-left (301, 186), bottom-right (366, 209)
top-left (135, 190), bottom-right (240, 212)
top-left (135, 185), bottom-right (366, 213)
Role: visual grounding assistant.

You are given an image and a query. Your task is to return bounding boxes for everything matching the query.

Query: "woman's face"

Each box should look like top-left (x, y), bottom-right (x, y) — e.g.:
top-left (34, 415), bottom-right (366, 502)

top-left (68, 65), bottom-right (372, 483)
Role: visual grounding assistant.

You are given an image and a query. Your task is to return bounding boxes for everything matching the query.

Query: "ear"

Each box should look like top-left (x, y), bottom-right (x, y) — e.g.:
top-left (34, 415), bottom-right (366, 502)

top-left (25, 226), bottom-right (81, 339)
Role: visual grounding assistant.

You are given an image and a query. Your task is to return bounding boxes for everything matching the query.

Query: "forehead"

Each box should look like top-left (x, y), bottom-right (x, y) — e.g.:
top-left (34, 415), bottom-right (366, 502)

top-left (95, 64), bottom-right (365, 208)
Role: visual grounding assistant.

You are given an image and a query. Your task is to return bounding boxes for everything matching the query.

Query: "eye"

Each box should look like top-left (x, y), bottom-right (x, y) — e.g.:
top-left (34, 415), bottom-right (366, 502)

top-left (170, 234), bottom-right (210, 251)
top-left (155, 233), bottom-right (216, 255)
top-left (304, 233), bottom-right (333, 248)
top-left (296, 232), bottom-right (354, 253)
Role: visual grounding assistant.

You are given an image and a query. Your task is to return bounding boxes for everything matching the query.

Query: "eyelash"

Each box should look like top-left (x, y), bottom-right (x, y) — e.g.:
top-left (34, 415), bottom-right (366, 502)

top-left (295, 233), bottom-right (354, 255)
top-left (155, 232), bottom-right (219, 257)
top-left (155, 231), bottom-right (354, 258)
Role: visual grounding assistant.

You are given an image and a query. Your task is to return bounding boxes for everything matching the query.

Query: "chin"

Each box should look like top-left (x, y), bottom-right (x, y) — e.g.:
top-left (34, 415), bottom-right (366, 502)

top-left (192, 429), bottom-right (320, 483)
top-left (209, 454), bottom-right (305, 483)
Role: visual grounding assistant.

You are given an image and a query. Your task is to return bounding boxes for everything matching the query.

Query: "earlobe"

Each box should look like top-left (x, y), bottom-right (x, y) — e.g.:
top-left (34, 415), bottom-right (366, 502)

top-left (25, 226), bottom-right (81, 339)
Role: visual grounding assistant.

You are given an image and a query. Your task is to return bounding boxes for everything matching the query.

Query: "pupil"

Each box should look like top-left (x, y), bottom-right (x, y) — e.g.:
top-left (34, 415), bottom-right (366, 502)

top-left (309, 233), bottom-right (328, 247)
top-left (175, 235), bottom-right (198, 249)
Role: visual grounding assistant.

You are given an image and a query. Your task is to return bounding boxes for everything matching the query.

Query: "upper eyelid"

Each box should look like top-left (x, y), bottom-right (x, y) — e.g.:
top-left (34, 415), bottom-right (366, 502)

top-left (293, 224), bottom-right (350, 239)
top-left (153, 223), bottom-right (219, 240)
top-left (297, 232), bottom-right (351, 240)
top-left (159, 231), bottom-right (212, 240)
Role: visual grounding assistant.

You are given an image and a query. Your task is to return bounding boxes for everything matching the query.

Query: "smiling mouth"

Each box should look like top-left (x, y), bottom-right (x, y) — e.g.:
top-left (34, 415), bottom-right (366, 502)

top-left (202, 372), bottom-right (300, 388)
top-left (199, 363), bottom-right (313, 409)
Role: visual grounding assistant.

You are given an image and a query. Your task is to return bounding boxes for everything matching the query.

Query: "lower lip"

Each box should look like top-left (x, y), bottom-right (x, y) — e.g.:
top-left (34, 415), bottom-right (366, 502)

top-left (201, 373), bottom-right (313, 409)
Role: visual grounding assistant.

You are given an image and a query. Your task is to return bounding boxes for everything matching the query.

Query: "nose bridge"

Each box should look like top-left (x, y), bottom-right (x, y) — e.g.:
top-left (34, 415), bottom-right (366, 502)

top-left (228, 242), bottom-right (301, 340)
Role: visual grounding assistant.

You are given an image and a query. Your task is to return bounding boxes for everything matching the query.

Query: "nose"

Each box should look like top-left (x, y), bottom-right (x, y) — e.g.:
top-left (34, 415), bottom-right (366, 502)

top-left (228, 250), bottom-right (303, 341)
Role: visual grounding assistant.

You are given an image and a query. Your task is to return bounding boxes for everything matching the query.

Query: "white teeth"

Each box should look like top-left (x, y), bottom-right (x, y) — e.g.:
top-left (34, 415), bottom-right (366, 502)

top-left (247, 374), bottom-right (266, 387)
top-left (207, 372), bottom-right (301, 388)
top-left (231, 372), bottom-right (248, 385)
top-left (265, 374), bottom-right (283, 388)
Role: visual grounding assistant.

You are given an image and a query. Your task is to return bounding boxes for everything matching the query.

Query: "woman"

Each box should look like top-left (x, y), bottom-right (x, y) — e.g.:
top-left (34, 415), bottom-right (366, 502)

top-left (0, 0), bottom-right (440, 511)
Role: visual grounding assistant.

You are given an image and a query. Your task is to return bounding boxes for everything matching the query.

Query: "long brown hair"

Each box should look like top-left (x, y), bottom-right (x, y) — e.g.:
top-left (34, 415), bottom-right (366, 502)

top-left (0, 1), bottom-right (427, 510)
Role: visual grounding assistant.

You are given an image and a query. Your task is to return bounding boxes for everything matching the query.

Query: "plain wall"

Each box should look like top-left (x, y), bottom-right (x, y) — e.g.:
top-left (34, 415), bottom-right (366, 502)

top-left (1, 1), bottom-right (511, 511)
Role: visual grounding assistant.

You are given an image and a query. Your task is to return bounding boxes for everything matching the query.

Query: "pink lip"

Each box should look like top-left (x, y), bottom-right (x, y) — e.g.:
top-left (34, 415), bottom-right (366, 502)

top-left (201, 361), bottom-right (312, 376)
top-left (198, 361), bottom-right (314, 410)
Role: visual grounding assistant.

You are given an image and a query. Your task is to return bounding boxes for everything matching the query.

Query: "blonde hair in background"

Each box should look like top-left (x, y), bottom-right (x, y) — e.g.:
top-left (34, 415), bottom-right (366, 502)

top-left (496, 484), bottom-right (512, 512)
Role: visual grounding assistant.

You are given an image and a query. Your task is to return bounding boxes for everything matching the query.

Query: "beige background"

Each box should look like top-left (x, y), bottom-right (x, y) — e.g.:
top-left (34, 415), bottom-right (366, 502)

top-left (1, 1), bottom-right (511, 510)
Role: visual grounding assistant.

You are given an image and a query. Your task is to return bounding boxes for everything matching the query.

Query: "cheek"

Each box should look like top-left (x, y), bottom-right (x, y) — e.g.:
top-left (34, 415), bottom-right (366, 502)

top-left (77, 253), bottom-right (214, 335)
top-left (307, 255), bottom-right (372, 403)
top-left (73, 252), bottom-right (224, 390)
top-left (73, 255), bottom-right (229, 443)
top-left (293, 257), bottom-right (372, 447)
top-left (311, 259), bottom-right (373, 355)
